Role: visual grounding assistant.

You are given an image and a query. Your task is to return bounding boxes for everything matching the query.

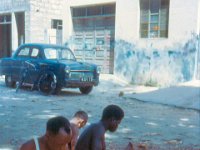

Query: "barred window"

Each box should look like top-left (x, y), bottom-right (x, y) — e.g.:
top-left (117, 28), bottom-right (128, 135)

top-left (72, 4), bottom-right (115, 18)
top-left (0, 14), bottom-right (11, 23)
top-left (51, 19), bottom-right (63, 30)
top-left (140, 0), bottom-right (169, 38)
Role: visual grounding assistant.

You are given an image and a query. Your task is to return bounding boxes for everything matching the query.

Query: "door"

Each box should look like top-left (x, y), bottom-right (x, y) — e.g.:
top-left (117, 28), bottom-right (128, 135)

top-left (0, 25), bottom-right (11, 57)
top-left (73, 28), bottom-right (114, 74)
top-left (12, 46), bottom-right (31, 81)
top-left (72, 4), bottom-right (115, 74)
top-left (0, 14), bottom-right (12, 58)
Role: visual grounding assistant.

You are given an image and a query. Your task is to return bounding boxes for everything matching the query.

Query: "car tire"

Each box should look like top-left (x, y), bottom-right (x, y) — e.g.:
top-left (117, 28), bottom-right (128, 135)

top-left (38, 72), bottom-right (56, 95)
top-left (79, 86), bottom-right (93, 94)
top-left (52, 86), bottom-right (62, 95)
top-left (5, 75), bottom-right (16, 88)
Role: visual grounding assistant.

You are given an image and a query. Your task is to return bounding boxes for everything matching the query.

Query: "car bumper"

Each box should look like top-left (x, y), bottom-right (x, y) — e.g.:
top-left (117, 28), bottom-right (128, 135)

top-left (64, 79), bottom-right (99, 88)
top-left (62, 71), bottom-right (99, 88)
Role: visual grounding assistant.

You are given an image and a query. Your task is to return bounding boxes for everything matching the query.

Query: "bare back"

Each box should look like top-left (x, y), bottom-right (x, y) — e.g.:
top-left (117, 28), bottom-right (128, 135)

top-left (75, 122), bottom-right (106, 150)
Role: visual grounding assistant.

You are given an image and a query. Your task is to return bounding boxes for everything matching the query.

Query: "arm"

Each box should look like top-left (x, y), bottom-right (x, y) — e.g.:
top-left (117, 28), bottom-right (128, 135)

top-left (70, 133), bottom-right (78, 150)
top-left (70, 124), bottom-right (79, 150)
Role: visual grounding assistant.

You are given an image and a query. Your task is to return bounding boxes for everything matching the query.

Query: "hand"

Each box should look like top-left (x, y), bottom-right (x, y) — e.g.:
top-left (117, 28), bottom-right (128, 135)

top-left (124, 142), bottom-right (134, 150)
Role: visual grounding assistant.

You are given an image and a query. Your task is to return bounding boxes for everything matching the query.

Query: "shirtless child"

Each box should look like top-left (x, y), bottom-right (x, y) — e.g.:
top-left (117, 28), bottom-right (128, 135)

top-left (75, 105), bottom-right (133, 150)
top-left (20, 116), bottom-right (72, 150)
top-left (69, 111), bottom-right (88, 150)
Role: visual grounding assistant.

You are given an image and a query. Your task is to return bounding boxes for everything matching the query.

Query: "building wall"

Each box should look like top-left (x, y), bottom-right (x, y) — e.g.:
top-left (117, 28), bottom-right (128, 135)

top-left (114, 0), bottom-right (200, 86)
top-left (63, 0), bottom-right (117, 47)
top-left (0, 0), bottom-right (199, 85)
top-left (64, 0), bottom-right (200, 85)
top-left (28, 0), bottom-right (66, 43)
top-left (0, 0), bottom-right (30, 50)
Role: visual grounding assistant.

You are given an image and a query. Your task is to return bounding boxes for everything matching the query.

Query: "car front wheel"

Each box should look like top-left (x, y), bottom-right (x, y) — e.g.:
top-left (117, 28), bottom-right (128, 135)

top-left (79, 86), bottom-right (93, 94)
top-left (38, 72), bottom-right (56, 95)
top-left (5, 75), bottom-right (16, 88)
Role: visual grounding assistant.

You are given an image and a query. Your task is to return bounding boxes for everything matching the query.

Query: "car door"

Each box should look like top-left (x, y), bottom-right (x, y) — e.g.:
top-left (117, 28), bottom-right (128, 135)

top-left (27, 47), bottom-right (41, 84)
top-left (12, 46), bottom-right (31, 81)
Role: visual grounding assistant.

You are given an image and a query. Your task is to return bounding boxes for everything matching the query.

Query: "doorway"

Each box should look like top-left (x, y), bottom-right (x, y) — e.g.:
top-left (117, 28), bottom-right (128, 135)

top-left (0, 14), bottom-right (12, 58)
top-left (71, 4), bottom-right (115, 74)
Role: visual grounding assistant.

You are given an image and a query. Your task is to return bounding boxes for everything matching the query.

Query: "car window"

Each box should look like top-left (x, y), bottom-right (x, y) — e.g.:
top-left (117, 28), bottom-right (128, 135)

top-left (17, 47), bottom-right (30, 58)
top-left (44, 48), bottom-right (76, 60)
top-left (44, 48), bottom-right (57, 59)
top-left (31, 48), bottom-right (39, 58)
top-left (61, 49), bottom-right (75, 60)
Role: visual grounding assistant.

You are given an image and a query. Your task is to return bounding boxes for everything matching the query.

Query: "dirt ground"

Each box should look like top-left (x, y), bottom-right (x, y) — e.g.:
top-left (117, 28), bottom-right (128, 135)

top-left (0, 75), bottom-right (199, 150)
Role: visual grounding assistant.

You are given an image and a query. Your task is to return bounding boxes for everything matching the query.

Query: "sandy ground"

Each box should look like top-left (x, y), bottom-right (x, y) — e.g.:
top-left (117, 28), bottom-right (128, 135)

top-left (0, 74), bottom-right (199, 150)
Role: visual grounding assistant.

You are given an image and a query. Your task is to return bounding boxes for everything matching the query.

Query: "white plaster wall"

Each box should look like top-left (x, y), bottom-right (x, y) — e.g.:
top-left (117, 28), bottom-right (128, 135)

top-left (168, 0), bottom-right (199, 42)
top-left (25, 11), bottom-right (31, 43)
top-left (115, 0), bottom-right (140, 43)
top-left (197, 0), bottom-right (200, 80)
top-left (115, 0), bottom-right (199, 51)
top-left (65, 0), bottom-right (199, 50)
top-left (62, 0), bottom-right (73, 46)
top-left (113, 0), bottom-right (199, 85)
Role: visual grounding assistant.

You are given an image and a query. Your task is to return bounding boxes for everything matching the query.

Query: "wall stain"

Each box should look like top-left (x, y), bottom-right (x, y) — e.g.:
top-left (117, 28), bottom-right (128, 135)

top-left (114, 36), bottom-right (199, 87)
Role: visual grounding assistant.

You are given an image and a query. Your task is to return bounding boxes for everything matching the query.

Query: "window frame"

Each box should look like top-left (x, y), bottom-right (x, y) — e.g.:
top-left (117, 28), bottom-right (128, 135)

top-left (16, 47), bottom-right (31, 58)
top-left (51, 19), bottom-right (63, 30)
top-left (140, 0), bottom-right (169, 39)
top-left (30, 48), bottom-right (40, 59)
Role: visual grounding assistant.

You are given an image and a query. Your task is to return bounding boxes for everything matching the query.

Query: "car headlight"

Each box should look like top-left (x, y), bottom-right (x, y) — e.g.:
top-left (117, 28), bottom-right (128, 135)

top-left (96, 66), bottom-right (101, 74)
top-left (65, 66), bottom-right (70, 74)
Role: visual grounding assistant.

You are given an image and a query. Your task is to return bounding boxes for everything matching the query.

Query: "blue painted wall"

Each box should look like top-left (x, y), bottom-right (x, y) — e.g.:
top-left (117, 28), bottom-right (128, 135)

top-left (114, 37), bottom-right (198, 86)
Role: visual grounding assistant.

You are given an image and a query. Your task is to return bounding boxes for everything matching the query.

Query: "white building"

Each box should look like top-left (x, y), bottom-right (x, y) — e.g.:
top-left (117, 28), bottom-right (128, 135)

top-left (0, 0), bottom-right (199, 86)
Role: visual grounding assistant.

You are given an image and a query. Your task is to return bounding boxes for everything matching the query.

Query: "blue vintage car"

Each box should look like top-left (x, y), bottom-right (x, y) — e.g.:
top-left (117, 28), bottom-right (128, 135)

top-left (0, 43), bottom-right (100, 94)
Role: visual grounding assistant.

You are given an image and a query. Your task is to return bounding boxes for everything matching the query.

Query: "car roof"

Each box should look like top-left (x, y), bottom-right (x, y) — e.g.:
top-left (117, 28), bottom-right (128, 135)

top-left (21, 43), bottom-right (67, 49)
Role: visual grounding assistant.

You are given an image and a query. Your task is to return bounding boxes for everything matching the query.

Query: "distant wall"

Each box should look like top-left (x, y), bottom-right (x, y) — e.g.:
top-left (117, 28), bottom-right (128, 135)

top-left (28, 0), bottom-right (65, 44)
top-left (114, 0), bottom-right (199, 86)
top-left (58, 0), bottom-right (200, 86)
top-left (114, 35), bottom-right (199, 86)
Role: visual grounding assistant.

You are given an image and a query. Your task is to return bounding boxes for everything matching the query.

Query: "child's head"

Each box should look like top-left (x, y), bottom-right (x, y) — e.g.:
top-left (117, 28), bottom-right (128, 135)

top-left (73, 110), bottom-right (88, 128)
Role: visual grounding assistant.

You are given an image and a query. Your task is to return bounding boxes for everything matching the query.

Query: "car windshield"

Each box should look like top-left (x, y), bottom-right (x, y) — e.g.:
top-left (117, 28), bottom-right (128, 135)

top-left (44, 48), bottom-right (76, 61)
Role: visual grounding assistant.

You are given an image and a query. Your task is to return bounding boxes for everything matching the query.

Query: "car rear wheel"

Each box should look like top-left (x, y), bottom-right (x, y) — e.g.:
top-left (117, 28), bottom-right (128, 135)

top-left (5, 75), bottom-right (16, 88)
top-left (79, 86), bottom-right (93, 94)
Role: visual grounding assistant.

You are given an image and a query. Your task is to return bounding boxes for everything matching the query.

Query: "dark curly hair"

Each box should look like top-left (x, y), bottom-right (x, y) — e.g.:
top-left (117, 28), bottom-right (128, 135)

top-left (101, 105), bottom-right (124, 121)
top-left (46, 116), bottom-right (71, 135)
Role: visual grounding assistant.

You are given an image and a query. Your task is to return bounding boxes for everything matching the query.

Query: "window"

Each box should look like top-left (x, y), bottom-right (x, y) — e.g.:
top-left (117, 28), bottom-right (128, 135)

top-left (72, 8), bottom-right (86, 17)
top-left (51, 19), bottom-right (63, 30)
top-left (140, 0), bottom-right (169, 38)
top-left (0, 14), bottom-right (11, 23)
top-left (31, 48), bottom-right (39, 58)
top-left (44, 48), bottom-right (75, 60)
top-left (44, 48), bottom-right (57, 59)
top-left (87, 6), bottom-right (102, 16)
top-left (72, 4), bottom-right (116, 18)
top-left (17, 47), bottom-right (30, 57)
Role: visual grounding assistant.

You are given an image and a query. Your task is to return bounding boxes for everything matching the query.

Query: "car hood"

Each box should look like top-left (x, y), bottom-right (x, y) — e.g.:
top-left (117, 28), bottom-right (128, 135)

top-left (58, 60), bottom-right (96, 71)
